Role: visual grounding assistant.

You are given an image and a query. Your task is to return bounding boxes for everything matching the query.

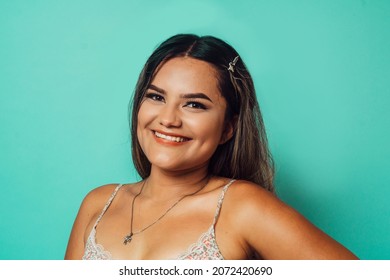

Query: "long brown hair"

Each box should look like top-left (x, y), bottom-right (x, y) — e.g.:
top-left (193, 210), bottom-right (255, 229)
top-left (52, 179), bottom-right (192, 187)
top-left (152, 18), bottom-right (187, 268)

top-left (130, 34), bottom-right (275, 192)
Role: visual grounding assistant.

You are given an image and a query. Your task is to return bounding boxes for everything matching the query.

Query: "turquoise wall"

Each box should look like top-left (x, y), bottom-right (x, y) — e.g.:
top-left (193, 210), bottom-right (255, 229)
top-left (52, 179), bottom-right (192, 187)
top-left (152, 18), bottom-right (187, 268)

top-left (1, 0), bottom-right (389, 259)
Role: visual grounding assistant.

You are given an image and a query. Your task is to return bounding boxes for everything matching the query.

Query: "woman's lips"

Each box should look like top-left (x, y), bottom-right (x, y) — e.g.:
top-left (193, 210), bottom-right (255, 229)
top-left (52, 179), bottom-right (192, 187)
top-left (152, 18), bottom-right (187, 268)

top-left (153, 130), bottom-right (191, 143)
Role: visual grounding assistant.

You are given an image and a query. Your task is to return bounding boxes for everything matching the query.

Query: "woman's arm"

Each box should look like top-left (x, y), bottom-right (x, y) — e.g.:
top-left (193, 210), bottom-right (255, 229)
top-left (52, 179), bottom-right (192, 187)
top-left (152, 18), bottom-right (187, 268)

top-left (229, 181), bottom-right (358, 259)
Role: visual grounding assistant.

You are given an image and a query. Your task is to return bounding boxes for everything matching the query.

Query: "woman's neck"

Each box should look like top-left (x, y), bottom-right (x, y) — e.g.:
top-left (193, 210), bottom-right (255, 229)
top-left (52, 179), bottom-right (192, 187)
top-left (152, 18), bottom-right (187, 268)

top-left (142, 165), bottom-right (210, 201)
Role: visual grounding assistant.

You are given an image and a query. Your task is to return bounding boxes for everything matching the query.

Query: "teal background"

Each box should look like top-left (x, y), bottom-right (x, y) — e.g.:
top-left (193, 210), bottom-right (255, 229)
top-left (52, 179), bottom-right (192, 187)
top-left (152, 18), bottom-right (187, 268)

top-left (1, 0), bottom-right (389, 259)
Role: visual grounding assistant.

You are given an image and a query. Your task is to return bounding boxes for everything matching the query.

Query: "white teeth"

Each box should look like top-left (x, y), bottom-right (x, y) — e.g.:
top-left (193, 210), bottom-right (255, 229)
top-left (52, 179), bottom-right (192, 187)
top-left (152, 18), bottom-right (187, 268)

top-left (154, 131), bottom-right (187, 142)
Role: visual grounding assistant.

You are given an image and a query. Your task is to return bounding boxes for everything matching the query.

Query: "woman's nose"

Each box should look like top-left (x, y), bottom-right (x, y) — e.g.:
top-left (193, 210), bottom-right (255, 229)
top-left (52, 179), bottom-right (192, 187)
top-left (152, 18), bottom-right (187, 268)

top-left (158, 105), bottom-right (182, 127)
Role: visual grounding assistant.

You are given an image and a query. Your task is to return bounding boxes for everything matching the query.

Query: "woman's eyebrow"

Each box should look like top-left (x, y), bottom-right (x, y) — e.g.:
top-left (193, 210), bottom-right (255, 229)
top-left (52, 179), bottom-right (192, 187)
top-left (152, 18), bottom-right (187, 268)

top-left (180, 93), bottom-right (213, 103)
top-left (149, 84), bottom-right (165, 94)
top-left (149, 84), bottom-right (213, 103)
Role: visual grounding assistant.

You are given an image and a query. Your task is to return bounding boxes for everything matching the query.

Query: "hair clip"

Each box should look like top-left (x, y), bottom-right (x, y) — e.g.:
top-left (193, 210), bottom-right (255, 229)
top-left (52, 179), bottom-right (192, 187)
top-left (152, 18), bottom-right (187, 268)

top-left (228, 56), bottom-right (240, 73)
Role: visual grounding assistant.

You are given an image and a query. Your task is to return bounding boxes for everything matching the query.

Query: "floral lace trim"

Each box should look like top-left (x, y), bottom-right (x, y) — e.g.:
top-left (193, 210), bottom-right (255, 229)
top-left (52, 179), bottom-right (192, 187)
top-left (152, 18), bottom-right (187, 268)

top-left (83, 225), bottom-right (223, 260)
top-left (82, 228), bottom-right (112, 260)
top-left (176, 225), bottom-right (224, 260)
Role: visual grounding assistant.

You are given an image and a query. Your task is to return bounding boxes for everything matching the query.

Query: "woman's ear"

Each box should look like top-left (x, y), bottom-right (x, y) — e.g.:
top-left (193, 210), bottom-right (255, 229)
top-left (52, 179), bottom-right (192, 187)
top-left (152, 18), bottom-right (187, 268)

top-left (219, 116), bottom-right (237, 144)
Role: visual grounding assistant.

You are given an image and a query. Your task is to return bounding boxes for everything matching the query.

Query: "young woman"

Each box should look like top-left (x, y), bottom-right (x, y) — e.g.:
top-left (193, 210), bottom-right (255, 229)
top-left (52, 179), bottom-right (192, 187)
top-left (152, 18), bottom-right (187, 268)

top-left (65, 34), bottom-right (358, 260)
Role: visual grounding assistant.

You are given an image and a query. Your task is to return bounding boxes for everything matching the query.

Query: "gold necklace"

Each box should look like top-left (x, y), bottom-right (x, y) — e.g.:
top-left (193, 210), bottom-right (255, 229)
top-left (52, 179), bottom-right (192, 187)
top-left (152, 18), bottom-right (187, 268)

top-left (123, 178), bottom-right (209, 245)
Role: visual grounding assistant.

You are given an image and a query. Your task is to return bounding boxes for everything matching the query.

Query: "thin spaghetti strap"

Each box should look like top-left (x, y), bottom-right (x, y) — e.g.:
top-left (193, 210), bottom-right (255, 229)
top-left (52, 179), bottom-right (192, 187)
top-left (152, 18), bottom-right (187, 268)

top-left (92, 184), bottom-right (123, 229)
top-left (212, 180), bottom-right (235, 225)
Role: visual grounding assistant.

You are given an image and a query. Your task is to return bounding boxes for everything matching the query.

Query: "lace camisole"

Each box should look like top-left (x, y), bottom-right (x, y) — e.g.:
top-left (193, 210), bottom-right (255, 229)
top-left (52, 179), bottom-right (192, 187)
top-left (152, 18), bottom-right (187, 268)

top-left (82, 180), bottom-right (235, 260)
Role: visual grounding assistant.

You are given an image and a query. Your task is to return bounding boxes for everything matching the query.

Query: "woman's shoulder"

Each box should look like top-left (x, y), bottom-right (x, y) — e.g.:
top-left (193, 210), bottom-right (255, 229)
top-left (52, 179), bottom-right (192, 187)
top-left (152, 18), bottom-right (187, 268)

top-left (79, 183), bottom-right (126, 216)
top-left (84, 183), bottom-right (121, 203)
top-left (223, 179), bottom-right (292, 224)
top-left (64, 183), bottom-right (126, 259)
top-left (226, 179), bottom-right (279, 206)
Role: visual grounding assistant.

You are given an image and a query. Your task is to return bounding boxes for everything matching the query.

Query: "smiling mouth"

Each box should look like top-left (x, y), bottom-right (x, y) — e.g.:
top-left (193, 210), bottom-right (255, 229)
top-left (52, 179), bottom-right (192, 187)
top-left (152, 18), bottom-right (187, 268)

top-left (154, 131), bottom-right (190, 143)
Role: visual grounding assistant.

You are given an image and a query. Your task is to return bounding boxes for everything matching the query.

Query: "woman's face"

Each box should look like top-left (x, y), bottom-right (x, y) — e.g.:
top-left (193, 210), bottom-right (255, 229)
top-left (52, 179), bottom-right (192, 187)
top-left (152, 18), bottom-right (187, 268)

top-left (137, 57), bottom-right (232, 173)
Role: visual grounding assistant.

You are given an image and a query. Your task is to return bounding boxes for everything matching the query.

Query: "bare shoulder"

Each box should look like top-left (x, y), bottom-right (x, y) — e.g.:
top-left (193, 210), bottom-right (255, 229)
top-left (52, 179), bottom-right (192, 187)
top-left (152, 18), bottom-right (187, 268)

top-left (224, 180), bottom-right (283, 214)
top-left (64, 183), bottom-right (122, 259)
top-left (223, 180), bottom-right (358, 259)
top-left (81, 184), bottom-right (121, 213)
top-left (217, 179), bottom-right (284, 236)
top-left (224, 180), bottom-right (308, 238)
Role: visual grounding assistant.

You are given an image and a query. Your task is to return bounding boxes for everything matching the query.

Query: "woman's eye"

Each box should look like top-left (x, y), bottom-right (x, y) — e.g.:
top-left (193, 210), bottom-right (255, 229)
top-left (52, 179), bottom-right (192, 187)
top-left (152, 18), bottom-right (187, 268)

top-left (186, 102), bottom-right (207, 110)
top-left (145, 93), bottom-right (164, 102)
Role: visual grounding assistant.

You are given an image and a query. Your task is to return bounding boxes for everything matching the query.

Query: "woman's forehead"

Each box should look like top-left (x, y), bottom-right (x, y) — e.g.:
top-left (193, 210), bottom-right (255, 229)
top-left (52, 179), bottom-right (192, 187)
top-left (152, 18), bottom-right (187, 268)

top-left (151, 57), bottom-right (220, 93)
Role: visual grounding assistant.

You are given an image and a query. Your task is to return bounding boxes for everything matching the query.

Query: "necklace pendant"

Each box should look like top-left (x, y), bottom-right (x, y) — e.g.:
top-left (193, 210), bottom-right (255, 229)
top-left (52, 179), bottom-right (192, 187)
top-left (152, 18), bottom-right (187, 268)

top-left (123, 233), bottom-right (133, 245)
